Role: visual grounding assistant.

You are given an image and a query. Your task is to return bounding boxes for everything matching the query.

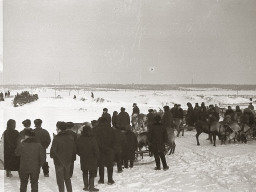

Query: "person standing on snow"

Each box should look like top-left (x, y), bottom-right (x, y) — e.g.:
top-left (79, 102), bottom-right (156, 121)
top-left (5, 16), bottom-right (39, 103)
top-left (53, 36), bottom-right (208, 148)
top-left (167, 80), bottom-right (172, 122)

top-left (161, 106), bottom-right (174, 154)
top-left (95, 117), bottom-right (116, 185)
top-left (117, 107), bottom-right (130, 131)
top-left (34, 119), bottom-right (51, 177)
top-left (17, 119), bottom-right (33, 145)
top-left (149, 115), bottom-right (169, 171)
top-left (76, 126), bottom-right (99, 192)
top-left (50, 122), bottom-right (76, 192)
top-left (132, 103), bottom-right (140, 116)
top-left (101, 108), bottom-right (111, 126)
top-left (3, 119), bottom-right (20, 177)
top-left (15, 129), bottom-right (45, 192)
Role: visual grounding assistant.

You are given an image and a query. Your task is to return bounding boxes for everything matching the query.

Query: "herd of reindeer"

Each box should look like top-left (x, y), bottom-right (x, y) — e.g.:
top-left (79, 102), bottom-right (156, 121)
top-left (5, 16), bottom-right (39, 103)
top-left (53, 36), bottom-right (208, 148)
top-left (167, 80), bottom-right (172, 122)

top-left (65, 106), bottom-right (256, 159)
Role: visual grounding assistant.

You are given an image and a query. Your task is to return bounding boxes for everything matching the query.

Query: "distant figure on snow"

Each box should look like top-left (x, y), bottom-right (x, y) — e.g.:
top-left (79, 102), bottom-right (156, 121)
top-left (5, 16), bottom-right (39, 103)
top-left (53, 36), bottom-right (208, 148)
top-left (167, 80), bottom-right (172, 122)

top-left (91, 92), bottom-right (94, 99)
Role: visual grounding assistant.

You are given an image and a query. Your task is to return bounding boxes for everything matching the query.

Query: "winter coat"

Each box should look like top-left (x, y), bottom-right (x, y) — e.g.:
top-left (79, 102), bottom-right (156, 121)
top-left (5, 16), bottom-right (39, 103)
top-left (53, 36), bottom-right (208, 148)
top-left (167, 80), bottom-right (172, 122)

top-left (95, 123), bottom-right (116, 167)
top-left (123, 130), bottom-right (138, 161)
top-left (76, 135), bottom-right (99, 171)
top-left (102, 112), bottom-right (112, 125)
top-left (50, 131), bottom-right (76, 168)
top-left (248, 104), bottom-right (254, 110)
top-left (17, 128), bottom-right (33, 145)
top-left (161, 111), bottom-right (173, 128)
top-left (186, 107), bottom-right (194, 126)
top-left (225, 109), bottom-right (235, 119)
top-left (112, 114), bottom-right (119, 128)
top-left (3, 129), bottom-right (20, 171)
top-left (146, 112), bottom-right (155, 132)
top-left (149, 122), bottom-right (168, 153)
top-left (176, 108), bottom-right (184, 119)
top-left (15, 137), bottom-right (45, 172)
top-left (34, 127), bottom-right (51, 149)
top-left (113, 128), bottom-right (126, 154)
top-left (132, 106), bottom-right (140, 115)
top-left (118, 111), bottom-right (130, 130)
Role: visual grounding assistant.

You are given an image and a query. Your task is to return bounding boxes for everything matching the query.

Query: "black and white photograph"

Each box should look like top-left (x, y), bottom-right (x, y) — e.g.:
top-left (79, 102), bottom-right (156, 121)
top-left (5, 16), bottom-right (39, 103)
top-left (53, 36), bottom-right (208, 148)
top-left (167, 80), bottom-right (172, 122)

top-left (0, 0), bottom-right (256, 191)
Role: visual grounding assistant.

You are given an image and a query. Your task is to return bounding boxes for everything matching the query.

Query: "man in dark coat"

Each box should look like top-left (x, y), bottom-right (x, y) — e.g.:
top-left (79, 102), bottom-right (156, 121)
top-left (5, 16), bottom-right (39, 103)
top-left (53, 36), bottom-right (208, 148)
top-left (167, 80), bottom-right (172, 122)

top-left (50, 122), bottom-right (76, 192)
top-left (186, 102), bottom-right (194, 126)
top-left (102, 108), bottom-right (111, 126)
top-left (132, 103), bottom-right (140, 116)
top-left (161, 106), bottom-right (174, 152)
top-left (170, 104), bottom-right (177, 116)
top-left (194, 103), bottom-right (201, 123)
top-left (77, 126), bottom-right (99, 192)
top-left (224, 106), bottom-right (235, 120)
top-left (112, 126), bottom-right (126, 173)
top-left (3, 119), bottom-right (20, 177)
top-left (123, 125), bottom-right (138, 168)
top-left (117, 107), bottom-right (130, 130)
top-left (66, 122), bottom-right (77, 178)
top-left (149, 115), bottom-right (169, 170)
top-left (146, 109), bottom-right (155, 133)
top-left (34, 119), bottom-right (51, 177)
top-left (112, 111), bottom-right (119, 128)
top-left (17, 119), bottom-right (33, 145)
top-left (95, 117), bottom-right (115, 185)
top-left (248, 103), bottom-right (254, 110)
top-left (15, 129), bottom-right (45, 192)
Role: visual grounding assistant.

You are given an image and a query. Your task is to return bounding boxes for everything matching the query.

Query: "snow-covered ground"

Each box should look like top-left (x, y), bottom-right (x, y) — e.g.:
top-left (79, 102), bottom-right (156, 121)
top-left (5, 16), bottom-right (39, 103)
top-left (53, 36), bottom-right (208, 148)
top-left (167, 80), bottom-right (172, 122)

top-left (0, 87), bottom-right (256, 192)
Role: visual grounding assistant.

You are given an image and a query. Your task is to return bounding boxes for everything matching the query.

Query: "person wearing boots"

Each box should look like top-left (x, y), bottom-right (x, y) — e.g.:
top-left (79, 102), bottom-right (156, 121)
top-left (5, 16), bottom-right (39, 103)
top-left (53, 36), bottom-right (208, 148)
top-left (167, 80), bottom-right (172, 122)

top-left (3, 119), bottom-right (20, 177)
top-left (15, 129), bottom-right (45, 192)
top-left (112, 125), bottom-right (126, 173)
top-left (150, 115), bottom-right (169, 171)
top-left (34, 119), bottom-right (51, 177)
top-left (95, 117), bottom-right (115, 185)
top-left (77, 126), bottom-right (99, 192)
top-left (50, 122), bottom-right (76, 192)
top-left (123, 125), bottom-right (138, 168)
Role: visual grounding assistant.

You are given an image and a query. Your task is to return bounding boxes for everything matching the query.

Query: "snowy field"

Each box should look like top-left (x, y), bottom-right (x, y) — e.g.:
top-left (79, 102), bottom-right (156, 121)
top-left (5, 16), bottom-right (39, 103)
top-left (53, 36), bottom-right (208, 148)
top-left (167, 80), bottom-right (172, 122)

top-left (0, 87), bottom-right (256, 192)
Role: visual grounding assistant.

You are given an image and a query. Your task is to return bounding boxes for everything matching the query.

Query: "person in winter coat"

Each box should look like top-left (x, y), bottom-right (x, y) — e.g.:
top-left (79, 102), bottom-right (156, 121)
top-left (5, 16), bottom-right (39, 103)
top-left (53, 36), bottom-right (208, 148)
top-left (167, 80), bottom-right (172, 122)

top-left (132, 103), bottom-right (140, 116)
top-left (234, 106), bottom-right (243, 123)
top-left (161, 106), bottom-right (174, 152)
top-left (50, 122), bottom-right (76, 192)
top-left (117, 107), bottom-right (130, 130)
top-left (65, 122), bottom-right (77, 178)
top-left (146, 109), bottom-right (155, 133)
top-left (248, 103), bottom-right (254, 111)
top-left (3, 119), bottom-right (20, 177)
top-left (34, 119), bottom-right (51, 177)
top-left (101, 108), bottom-right (111, 126)
top-left (15, 129), bottom-right (45, 192)
top-left (123, 125), bottom-right (138, 168)
top-left (95, 117), bottom-right (115, 185)
top-left (193, 103), bottom-right (201, 123)
top-left (17, 119), bottom-right (33, 145)
top-left (112, 111), bottom-right (119, 129)
top-left (186, 102), bottom-right (194, 126)
top-left (224, 106), bottom-right (235, 120)
top-left (112, 126), bottom-right (126, 173)
top-left (76, 126), bottom-right (99, 192)
top-left (149, 115), bottom-right (169, 171)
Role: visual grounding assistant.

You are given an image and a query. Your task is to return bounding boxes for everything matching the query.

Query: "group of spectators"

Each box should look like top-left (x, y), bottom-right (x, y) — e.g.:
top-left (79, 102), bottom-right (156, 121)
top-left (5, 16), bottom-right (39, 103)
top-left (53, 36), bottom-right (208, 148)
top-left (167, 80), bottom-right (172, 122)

top-left (2, 101), bottom-right (255, 192)
top-left (0, 90), bottom-right (10, 101)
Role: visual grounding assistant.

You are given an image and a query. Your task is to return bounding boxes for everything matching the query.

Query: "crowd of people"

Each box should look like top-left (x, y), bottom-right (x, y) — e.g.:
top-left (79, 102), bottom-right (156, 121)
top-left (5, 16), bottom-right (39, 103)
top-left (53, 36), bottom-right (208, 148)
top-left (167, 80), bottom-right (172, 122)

top-left (2, 101), bottom-right (255, 192)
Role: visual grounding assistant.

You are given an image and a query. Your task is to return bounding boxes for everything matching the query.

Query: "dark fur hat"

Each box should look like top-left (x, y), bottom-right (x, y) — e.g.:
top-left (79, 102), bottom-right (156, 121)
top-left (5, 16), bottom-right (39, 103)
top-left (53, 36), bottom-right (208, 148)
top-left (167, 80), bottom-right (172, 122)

top-left (34, 119), bottom-right (42, 126)
top-left (22, 119), bottom-right (31, 127)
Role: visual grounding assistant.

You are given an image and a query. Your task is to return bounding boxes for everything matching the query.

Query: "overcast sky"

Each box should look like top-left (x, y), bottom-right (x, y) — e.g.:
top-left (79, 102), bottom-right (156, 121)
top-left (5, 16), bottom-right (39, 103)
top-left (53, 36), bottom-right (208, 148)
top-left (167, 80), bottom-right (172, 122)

top-left (3, 0), bottom-right (256, 85)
